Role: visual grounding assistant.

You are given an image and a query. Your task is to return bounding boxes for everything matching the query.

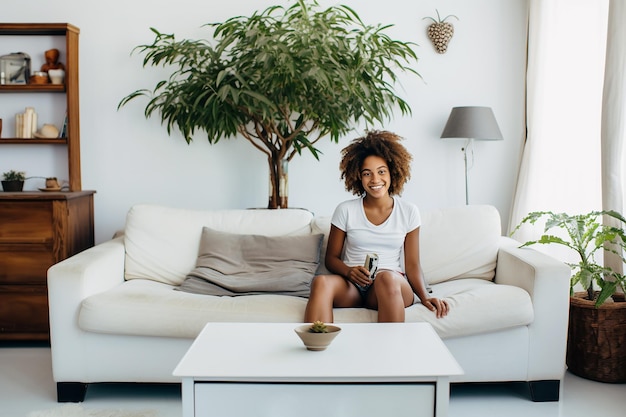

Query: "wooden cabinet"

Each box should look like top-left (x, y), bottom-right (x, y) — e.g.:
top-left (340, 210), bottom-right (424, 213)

top-left (0, 23), bottom-right (94, 341)
top-left (0, 192), bottom-right (94, 340)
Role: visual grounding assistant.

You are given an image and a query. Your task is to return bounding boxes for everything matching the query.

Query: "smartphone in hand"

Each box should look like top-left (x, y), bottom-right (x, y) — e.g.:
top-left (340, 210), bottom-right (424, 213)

top-left (364, 253), bottom-right (379, 280)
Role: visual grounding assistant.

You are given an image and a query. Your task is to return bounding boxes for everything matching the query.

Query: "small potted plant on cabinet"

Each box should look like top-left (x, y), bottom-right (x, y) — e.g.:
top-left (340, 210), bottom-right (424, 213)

top-left (512, 210), bottom-right (626, 383)
top-left (1, 170), bottom-right (26, 192)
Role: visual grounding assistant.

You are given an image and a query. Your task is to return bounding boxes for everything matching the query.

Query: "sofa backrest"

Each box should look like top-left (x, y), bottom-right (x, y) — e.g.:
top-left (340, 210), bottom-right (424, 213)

top-left (124, 203), bottom-right (501, 287)
top-left (419, 205), bottom-right (501, 284)
top-left (312, 204), bottom-right (501, 284)
top-left (124, 205), bottom-right (314, 285)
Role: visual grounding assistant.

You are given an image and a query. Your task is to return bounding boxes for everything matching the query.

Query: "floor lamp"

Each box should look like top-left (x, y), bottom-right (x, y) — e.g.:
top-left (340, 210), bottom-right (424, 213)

top-left (440, 106), bottom-right (503, 205)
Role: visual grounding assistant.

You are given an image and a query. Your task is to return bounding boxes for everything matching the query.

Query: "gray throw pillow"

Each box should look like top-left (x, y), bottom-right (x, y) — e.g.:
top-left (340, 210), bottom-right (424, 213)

top-left (177, 227), bottom-right (323, 297)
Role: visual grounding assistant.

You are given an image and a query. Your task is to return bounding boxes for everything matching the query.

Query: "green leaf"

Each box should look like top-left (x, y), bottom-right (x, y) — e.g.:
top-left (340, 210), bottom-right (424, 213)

top-left (595, 281), bottom-right (618, 306)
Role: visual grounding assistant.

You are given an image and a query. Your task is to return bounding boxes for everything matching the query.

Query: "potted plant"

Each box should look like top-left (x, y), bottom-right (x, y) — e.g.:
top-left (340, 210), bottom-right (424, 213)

top-left (512, 210), bottom-right (626, 383)
top-left (118, 0), bottom-right (419, 208)
top-left (294, 320), bottom-right (341, 351)
top-left (1, 170), bottom-right (26, 192)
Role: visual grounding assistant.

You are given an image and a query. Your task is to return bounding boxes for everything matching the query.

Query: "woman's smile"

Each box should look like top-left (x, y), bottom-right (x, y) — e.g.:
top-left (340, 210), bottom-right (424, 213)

top-left (361, 155), bottom-right (391, 197)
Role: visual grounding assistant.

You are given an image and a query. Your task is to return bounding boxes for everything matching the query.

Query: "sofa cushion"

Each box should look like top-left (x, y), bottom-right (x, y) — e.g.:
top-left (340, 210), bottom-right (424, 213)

top-left (78, 278), bottom-right (533, 340)
top-left (419, 278), bottom-right (533, 338)
top-left (420, 205), bottom-right (501, 284)
top-left (124, 205), bottom-right (315, 286)
top-left (177, 228), bottom-right (323, 297)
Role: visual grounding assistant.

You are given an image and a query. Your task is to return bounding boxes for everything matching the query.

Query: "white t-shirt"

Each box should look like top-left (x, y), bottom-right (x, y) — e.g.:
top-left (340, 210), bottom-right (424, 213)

top-left (331, 196), bottom-right (421, 271)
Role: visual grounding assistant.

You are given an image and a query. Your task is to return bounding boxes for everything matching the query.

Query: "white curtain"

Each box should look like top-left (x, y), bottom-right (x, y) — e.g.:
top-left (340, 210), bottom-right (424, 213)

top-left (509, 0), bottom-right (609, 264)
top-left (601, 0), bottom-right (626, 274)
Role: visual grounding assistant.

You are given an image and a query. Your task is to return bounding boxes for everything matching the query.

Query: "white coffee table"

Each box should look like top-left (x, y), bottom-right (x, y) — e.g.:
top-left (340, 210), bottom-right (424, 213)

top-left (174, 322), bottom-right (462, 417)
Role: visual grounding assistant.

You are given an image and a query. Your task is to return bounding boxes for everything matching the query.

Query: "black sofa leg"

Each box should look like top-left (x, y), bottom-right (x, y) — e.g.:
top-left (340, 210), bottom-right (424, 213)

top-left (57, 382), bottom-right (88, 402)
top-left (528, 380), bottom-right (560, 402)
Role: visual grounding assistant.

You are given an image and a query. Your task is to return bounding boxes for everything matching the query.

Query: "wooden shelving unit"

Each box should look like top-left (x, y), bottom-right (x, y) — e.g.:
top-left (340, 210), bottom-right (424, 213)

top-left (0, 23), bottom-right (94, 341)
top-left (0, 23), bottom-right (80, 190)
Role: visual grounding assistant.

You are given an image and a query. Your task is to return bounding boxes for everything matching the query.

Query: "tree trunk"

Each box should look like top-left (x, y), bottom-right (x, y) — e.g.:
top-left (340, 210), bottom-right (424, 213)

top-left (268, 157), bottom-right (288, 209)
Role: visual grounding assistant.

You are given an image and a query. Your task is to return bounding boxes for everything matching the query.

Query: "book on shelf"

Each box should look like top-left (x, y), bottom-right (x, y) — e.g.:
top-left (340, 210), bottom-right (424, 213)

top-left (59, 112), bottom-right (67, 138)
top-left (15, 106), bottom-right (37, 138)
top-left (24, 107), bottom-right (35, 138)
top-left (15, 113), bottom-right (22, 137)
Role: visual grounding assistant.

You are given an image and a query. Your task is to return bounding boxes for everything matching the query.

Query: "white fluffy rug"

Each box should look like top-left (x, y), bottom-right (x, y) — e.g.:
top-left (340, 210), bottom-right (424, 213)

top-left (28, 404), bottom-right (159, 417)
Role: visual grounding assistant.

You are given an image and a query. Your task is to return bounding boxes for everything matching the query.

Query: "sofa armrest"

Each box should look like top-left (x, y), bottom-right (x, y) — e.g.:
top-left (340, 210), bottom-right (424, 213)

top-left (47, 236), bottom-right (126, 381)
top-left (495, 236), bottom-right (571, 380)
top-left (495, 237), bottom-right (570, 296)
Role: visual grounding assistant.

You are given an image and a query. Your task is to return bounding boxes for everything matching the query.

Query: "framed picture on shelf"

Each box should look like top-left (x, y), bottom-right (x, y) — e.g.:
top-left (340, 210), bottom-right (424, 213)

top-left (0, 52), bottom-right (31, 85)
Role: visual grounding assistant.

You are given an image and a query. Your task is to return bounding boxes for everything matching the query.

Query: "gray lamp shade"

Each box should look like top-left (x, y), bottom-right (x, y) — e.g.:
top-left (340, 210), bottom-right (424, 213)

top-left (440, 106), bottom-right (503, 141)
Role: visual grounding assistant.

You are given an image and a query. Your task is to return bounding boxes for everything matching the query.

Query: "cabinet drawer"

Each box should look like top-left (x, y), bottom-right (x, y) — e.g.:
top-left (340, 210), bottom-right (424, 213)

top-left (193, 382), bottom-right (435, 417)
top-left (0, 244), bottom-right (54, 284)
top-left (0, 285), bottom-right (49, 335)
top-left (0, 201), bottom-right (53, 241)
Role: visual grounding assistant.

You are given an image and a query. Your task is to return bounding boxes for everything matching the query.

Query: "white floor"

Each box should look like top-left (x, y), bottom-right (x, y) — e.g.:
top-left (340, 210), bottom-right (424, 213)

top-left (1, 342), bottom-right (624, 417)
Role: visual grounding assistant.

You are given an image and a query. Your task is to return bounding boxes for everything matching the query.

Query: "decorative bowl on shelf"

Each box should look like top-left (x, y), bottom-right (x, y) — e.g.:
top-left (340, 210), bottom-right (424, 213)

top-left (30, 71), bottom-right (49, 84)
top-left (294, 323), bottom-right (341, 351)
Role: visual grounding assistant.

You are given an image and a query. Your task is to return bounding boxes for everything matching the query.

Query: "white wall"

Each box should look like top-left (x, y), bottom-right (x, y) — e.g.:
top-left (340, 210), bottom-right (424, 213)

top-left (0, 0), bottom-right (528, 243)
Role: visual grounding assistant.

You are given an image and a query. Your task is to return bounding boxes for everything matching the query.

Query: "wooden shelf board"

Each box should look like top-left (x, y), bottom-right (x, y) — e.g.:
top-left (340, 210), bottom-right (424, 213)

top-left (0, 138), bottom-right (67, 144)
top-left (0, 23), bottom-right (79, 36)
top-left (0, 84), bottom-right (65, 92)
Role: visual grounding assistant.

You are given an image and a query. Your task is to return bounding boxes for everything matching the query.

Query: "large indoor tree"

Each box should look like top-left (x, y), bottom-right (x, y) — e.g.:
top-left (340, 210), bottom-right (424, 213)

top-left (119, 0), bottom-right (419, 208)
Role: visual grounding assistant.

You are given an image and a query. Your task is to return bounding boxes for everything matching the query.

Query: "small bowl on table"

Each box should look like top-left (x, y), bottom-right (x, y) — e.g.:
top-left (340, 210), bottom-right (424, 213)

top-left (294, 324), bottom-right (341, 351)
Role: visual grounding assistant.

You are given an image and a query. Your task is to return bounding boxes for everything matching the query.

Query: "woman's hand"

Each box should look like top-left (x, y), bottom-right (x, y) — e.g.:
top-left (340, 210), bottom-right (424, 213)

top-left (422, 297), bottom-right (449, 318)
top-left (346, 265), bottom-right (373, 288)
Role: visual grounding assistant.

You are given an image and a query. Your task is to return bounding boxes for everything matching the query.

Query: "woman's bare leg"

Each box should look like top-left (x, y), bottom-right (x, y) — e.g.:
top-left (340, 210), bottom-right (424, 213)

top-left (365, 270), bottom-right (414, 322)
top-left (304, 274), bottom-right (362, 323)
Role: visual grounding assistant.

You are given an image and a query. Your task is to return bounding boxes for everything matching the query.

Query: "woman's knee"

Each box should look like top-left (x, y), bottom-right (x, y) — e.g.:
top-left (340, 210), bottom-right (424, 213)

top-left (374, 271), bottom-right (401, 288)
top-left (310, 274), bottom-right (360, 307)
top-left (310, 274), bottom-right (344, 294)
top-left (310, 274), bottom-right (331, 289)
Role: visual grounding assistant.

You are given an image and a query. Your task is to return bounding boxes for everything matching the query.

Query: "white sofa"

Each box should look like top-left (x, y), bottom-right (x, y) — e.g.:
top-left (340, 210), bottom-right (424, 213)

top-left (47, 204), bottom-right (571, 403)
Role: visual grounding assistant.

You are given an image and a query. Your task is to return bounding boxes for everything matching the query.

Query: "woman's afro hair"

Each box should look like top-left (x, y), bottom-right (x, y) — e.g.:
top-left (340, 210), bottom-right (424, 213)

top-left (339, 130), bottom-right (412, 196)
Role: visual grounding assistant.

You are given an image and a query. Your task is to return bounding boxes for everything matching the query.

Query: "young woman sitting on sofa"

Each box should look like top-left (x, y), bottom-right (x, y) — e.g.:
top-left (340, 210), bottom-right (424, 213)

top-left (304, 130), bottom-right (449, 323)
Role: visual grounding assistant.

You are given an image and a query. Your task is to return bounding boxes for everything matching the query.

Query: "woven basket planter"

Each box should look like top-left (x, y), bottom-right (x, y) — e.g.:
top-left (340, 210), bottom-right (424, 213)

top-left (566, 292), bottom-right (626, 383)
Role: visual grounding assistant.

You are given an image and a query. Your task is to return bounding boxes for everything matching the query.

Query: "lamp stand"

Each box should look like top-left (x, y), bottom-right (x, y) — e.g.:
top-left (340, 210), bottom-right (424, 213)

top-left (462, 138), bottom-right (473, 205)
